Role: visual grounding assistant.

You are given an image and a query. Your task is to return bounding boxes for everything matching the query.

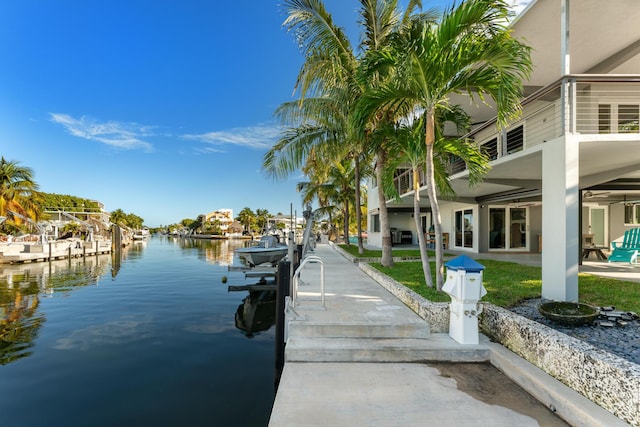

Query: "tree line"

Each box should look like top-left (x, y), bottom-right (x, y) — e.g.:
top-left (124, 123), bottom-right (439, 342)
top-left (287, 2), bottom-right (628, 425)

top-left (0, 156), bottom-right (144, 234)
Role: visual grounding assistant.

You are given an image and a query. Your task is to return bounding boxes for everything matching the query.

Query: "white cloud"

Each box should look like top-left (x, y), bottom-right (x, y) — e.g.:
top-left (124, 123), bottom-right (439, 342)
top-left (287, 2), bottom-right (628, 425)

top-left (194, 146), bottom-right (227, 154)
top-left (49, 113), bottom-right (154, 151)
top-left (183, 124), bottom-right (280, 150)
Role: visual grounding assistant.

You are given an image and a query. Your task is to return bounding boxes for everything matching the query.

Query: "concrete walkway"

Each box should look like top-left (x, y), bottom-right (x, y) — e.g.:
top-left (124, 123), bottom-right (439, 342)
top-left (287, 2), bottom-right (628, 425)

top-left (268, 244), bottom-right (628, 426)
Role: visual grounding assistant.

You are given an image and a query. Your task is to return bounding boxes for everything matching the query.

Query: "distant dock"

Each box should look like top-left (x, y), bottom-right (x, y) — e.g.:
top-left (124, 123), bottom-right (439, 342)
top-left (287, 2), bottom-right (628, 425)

top-left (0, 240), bottom-right (112, 264)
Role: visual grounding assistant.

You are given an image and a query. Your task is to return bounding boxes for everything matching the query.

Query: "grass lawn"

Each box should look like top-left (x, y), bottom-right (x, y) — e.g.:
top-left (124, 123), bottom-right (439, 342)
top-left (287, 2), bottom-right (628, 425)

top-left (338, 244), bottom-right (449, 259)
top-left (371, 259), bottom-right (640, 314)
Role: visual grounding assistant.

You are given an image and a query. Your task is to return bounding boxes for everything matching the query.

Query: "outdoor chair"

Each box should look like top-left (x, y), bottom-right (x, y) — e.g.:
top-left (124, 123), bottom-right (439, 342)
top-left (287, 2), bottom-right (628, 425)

top-left (608, 228), bottom-right (640, 264)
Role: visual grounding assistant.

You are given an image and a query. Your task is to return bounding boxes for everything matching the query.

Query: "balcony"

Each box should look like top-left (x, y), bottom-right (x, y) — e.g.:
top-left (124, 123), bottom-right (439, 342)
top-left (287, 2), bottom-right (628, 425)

top-left (392, 76), bottom-right (640, 198)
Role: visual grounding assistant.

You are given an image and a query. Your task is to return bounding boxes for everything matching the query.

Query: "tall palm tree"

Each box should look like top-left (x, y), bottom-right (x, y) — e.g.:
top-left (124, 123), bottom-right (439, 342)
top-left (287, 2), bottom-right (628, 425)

top-left (356, 0), bottom-right (532, 289)
top-left (0, 157), bottom-right (39, 229)
top-left (354, 0), bottom-right (431, 266)
top-left (268, 0), bottom-right (363, 248)
top-left (266, 0), bottom-right (423, 255)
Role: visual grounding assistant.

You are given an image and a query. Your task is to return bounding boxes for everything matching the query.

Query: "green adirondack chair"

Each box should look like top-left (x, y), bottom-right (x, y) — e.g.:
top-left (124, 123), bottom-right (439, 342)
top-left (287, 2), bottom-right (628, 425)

top-left (608, 228), bottom-right (640, 264)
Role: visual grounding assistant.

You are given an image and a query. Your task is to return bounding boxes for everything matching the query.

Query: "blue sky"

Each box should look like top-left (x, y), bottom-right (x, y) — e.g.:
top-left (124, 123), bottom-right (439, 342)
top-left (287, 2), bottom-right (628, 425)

top-left (0, 1), bottom-right (529, 227)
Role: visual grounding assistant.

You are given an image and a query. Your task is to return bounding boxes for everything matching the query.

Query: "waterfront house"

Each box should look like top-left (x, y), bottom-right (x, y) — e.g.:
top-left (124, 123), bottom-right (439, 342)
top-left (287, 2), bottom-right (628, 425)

top-left (201, 208), bottom-right (235, 234)
top-left (366, 0), bottom-right (640, 301)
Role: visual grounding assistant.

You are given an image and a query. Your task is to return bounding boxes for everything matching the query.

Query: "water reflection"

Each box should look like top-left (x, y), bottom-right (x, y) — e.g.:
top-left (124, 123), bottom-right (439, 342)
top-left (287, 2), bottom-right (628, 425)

top-left (0, 237), bottom-right (276, 426)
top-left (235, 290), bottom-right (276, 338)
top-left (0, 253), bottom-right (114, 365)
top-left (173, 236), bottom-right (255, 265)
top-left (0, 289), bottom-right (43, 364)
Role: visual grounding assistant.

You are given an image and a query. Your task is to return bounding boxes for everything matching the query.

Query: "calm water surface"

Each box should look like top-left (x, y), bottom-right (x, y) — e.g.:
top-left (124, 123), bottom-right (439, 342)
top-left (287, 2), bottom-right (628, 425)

top-left (0, 236), bottom-right (276, 426)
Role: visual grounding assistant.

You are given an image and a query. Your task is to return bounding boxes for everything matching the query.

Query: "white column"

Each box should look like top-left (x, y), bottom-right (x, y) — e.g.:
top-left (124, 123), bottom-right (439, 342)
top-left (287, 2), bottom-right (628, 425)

top-left (542, 134), bottom-right (579, 301)
top-left (561, 0), bottom-right (570, 76)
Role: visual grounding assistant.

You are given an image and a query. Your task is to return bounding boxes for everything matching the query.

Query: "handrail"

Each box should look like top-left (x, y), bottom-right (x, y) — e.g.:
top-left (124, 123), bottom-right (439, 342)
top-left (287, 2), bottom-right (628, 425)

top-left (291, 255), bottom-right (325, 308)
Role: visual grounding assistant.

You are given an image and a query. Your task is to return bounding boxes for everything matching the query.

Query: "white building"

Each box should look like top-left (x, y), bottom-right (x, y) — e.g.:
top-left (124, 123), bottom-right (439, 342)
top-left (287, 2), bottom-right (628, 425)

top-left (203, 209), bottom-right (234, 233)
top-left (366, 0), bottom-right (640, 301)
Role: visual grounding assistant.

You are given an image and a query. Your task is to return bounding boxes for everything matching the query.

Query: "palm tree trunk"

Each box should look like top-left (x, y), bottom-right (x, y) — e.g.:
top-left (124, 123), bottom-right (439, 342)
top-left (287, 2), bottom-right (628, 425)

top-left (414, 169), bottom-right (433, 287)
top-left (328, 211), bottom-right (335, 241)
top-left (354, 155), bottom-right (364, 255)
top-left (377, 149), bottom-right (393, 267)
top-left (424, 109), bottom-right (445, 290)
top-left (343, 199), bottom-right (350, 245)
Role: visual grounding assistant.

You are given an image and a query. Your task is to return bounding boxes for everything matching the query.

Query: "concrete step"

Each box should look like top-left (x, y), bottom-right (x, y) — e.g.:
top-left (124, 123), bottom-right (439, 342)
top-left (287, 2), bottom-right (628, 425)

top-left (285, 334), bottom-right (490, 363)
top-left (287, 321), bottom-right (430, 339)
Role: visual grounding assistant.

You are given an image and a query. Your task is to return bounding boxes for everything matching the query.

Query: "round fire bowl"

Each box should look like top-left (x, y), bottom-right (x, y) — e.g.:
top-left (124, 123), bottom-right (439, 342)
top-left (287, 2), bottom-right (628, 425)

top-left (538, 301), bottom-right (599, 326)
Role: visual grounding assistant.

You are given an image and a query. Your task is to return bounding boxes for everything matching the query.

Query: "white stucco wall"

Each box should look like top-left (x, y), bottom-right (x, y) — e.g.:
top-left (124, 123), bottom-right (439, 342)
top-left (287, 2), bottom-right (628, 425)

top-left (541, 134), bottom-right (580, 301)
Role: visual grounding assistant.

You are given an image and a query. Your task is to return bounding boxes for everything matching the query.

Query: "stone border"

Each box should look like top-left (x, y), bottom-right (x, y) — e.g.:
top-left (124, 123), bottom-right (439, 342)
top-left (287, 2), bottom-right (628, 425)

top-left (336, 243), bottom-right (640, 426)
top-left (481, 305), bottom-right (640, 426)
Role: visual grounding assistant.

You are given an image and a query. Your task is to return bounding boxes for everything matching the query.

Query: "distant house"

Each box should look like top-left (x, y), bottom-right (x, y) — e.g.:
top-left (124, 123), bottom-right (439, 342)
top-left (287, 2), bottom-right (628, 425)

top-left (203, 209), bottom-right (234, 234)
top-left (366, 1), bottom-right (640, 301)
top-left (264, 214), bottom-right (305, 236)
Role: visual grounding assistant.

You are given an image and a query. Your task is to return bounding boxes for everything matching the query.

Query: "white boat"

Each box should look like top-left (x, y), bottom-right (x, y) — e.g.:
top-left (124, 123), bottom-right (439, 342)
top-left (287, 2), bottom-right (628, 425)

top-left (235, 235), bottom-right (288, 267)
top-left (133, 228), bottom-right (151, 240)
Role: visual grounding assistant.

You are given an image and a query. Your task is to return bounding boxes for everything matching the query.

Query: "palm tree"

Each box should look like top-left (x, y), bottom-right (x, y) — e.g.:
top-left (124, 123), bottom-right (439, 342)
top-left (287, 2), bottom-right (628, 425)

top-left (109, 209), bottom-right (127, 226)
top-left (237, 207), bottom-right (256, 234)
top-left (354, 0), bottom-right (430, 266)
top-left (326, 159), bottom-right (359, 243)
top-left (255, 209), bottom-right (271, 233)
top-left (386, 106), bottom-right (489, 288)
top-left (125, 213), bottom-right (144, 230)
top-left (0, 157), bottom-right (39, 228)
top-left (266, 0), bottom-right (422, 255)
top-left (356, 0), bottom-right (532, 289)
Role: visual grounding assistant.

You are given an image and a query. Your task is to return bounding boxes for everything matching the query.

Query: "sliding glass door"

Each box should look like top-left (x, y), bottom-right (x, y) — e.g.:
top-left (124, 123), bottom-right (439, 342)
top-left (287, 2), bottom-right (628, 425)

top-left (489, 207), bottom-right (528, 251)
top-left (454, 209), bottom-right (473, 249)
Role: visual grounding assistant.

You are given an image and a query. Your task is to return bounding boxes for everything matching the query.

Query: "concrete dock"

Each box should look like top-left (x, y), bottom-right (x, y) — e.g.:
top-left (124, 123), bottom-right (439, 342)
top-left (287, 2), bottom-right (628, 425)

top-left (268, 244), bottom-right (628, 426)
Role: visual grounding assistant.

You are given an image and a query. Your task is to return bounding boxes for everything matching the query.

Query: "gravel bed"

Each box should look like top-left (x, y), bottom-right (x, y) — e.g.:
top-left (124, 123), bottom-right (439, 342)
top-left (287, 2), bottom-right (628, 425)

top-left (509, 298), bottom-right (640, 365)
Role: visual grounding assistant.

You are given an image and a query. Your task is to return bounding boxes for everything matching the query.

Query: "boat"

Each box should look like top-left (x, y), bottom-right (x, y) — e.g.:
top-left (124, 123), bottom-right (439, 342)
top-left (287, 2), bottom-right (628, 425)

top-left (235, 235), bottom-right (288, 267)
top-left (133, 228), bottom-right (151, 240)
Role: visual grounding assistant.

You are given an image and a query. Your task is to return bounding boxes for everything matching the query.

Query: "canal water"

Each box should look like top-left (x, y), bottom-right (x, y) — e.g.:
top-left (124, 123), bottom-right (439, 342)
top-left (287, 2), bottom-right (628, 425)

top-left (0, 236), bottom-right (276, 426)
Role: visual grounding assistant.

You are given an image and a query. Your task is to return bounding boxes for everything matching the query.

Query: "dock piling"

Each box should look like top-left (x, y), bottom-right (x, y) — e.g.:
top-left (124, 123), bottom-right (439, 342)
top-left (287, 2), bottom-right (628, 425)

top-left (275, 260), bottom-right (290, 389)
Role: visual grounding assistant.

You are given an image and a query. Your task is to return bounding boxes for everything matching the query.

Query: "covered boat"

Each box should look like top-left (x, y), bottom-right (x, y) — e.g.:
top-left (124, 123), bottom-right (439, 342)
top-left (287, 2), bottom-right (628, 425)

top-left (235, 235), bottom-right (288, 267)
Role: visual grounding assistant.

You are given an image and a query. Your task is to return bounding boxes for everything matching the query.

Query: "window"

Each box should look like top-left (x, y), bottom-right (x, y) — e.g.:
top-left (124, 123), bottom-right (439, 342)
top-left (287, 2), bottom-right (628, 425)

top-left (371, 214), bottom-right (380, 232)
top-left (598, 103), bottom-right (639, 134)
top-left (489, 207), bottom-right (528, 250)
top-left (505, 125), bottom-right (524, 154)
top-left (489, 208), bottom-right (505, 249)
top-left (449, 156), bottom-right (466, 174)
top-left (454, 208), bottom-right (473, 248)
top-left (598, 104), bottom-right (611, 133)
top-left (624, 204), bottom-right (640, 225)
top-left (482, 138), bottom-right (499, 161)
top-left (619, 105), bottom-right (639, 133)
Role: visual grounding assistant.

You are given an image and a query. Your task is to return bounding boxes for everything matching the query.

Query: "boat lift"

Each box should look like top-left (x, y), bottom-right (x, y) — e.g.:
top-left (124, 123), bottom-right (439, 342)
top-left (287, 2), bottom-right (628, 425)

top-left (56, 210), bottom-right (96, 242)
top-left (7, 210), bottom-right (49, 245)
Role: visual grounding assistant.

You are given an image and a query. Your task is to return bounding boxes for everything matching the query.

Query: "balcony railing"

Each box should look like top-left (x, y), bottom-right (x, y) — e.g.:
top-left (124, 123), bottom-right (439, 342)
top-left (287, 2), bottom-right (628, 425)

top-left (392, 76), bottom-right (640, 197)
